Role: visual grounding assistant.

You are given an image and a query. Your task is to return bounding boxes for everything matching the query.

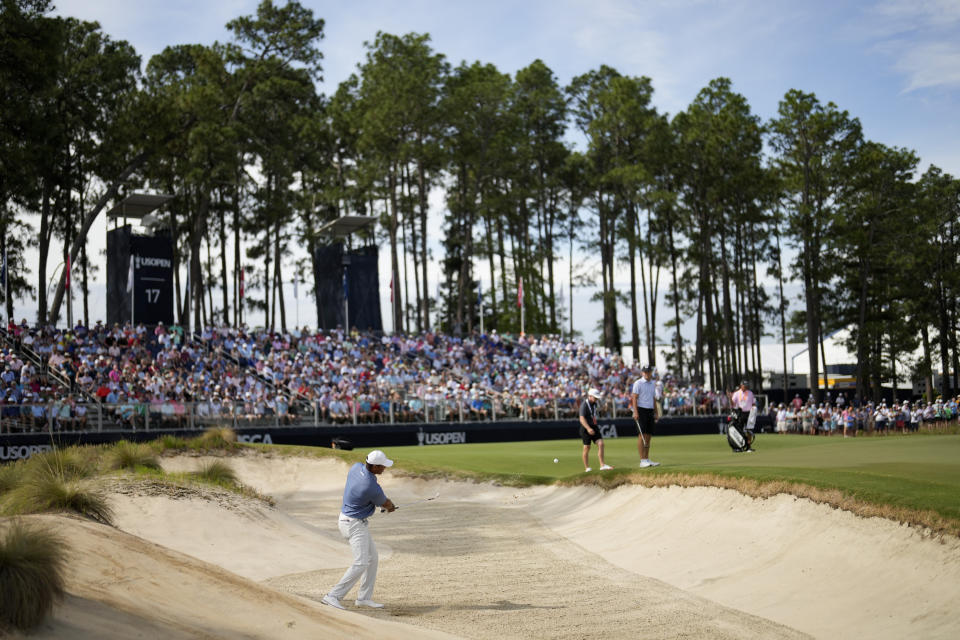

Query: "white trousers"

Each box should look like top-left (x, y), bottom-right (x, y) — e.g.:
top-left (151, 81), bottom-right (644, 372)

top-left (329, 515), bottom-right (378, 601)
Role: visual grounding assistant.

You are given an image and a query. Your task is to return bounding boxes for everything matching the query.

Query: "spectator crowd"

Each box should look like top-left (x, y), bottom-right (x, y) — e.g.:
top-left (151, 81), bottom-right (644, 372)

top-left (2, 318), bottom-right (958, 436)
top-left (769, 392), bottom-right (959, 437)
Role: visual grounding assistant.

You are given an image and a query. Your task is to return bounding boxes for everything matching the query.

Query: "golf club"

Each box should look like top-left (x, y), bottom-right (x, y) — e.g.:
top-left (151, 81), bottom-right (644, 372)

top-left (634, 417), bottom-right (647, 448)
top-left (381, 491), bottom-right (440, 512)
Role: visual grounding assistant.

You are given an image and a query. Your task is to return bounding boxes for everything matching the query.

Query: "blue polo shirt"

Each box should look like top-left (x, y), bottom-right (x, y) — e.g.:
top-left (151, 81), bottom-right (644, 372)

top-left (341, 463), bottom-right (387, 519)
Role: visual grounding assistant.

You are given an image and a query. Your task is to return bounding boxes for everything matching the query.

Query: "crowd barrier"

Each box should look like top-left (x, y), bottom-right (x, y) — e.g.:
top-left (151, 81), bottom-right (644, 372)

top-left (0, 394), bottom-right (744, 435)
top-left (0, 414), bottom-right (772, 461)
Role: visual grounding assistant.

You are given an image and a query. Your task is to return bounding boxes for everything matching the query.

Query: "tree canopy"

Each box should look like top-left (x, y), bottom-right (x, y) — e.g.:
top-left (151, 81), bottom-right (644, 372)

top-left (3, 0), bottom-right (959, 401)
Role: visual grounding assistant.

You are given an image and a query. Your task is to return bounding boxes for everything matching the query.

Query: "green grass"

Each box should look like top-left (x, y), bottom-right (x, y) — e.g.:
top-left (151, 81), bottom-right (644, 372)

top-left (372, 433), bottom-right (960, 532)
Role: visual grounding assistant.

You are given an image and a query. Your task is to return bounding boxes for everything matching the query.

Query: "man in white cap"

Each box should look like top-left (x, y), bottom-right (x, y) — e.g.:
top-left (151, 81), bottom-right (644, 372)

top-left (322, 450), bottom-right (396, 610)
top-left (578, 388), bottom-right (613, 472)
top-left (630, 365), bottom-right (661, 467)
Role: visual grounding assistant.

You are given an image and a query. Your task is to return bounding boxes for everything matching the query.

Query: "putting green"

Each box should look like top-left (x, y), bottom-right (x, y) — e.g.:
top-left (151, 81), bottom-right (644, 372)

top-left (380, 433), bottom-right (960, 523)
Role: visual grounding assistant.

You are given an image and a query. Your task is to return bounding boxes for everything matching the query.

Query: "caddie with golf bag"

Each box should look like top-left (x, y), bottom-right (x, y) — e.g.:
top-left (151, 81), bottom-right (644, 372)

top-left (726, 380), bottom-right (757, 453)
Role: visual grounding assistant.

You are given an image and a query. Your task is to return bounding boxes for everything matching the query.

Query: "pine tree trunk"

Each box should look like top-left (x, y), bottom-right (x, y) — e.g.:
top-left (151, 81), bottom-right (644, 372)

top-left (388, 165), bottom-right (403, 333)
top-left (628, 224), bottom-right (640, 363)
top-left (417, 159), bottom-right (430, 331)
top-left (275, 220), bottom-right (286, 332)
top-left (191, 191), bottom-right (209, 332)
top-left (81, 240), bottom-right (89, 327)
top-left (37, 182), bottom-right (51, 323)
top-left (234, 182), bottom-right (242, 328)
top-left (219, 195), bottom-right (229, 326)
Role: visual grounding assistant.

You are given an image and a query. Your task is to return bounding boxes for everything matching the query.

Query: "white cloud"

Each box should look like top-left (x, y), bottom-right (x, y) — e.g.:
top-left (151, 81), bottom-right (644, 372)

top-left (895, 41), bottom-right (960, 91)
top-left (873, 0), bottom-right (960, 30)
top-left (857, 0), bottom-right (960, 92)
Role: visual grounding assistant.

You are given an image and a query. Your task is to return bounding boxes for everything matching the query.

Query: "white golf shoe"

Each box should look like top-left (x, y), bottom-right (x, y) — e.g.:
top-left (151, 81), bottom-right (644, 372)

top-left (600, 464), bottom-right (614, 470)
top-left (584, 467), bottom-right (592, 472)
top-left (355, 599), bottom-right (385, 608)
top-left (322, 594), bottom-right (345, 609)
top-left (639, 460), bottom-right (661, 468)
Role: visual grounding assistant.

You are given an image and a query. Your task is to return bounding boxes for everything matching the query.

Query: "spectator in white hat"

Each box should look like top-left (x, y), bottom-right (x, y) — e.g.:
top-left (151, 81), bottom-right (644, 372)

top-left (578, 388), bottom-right (613, 472)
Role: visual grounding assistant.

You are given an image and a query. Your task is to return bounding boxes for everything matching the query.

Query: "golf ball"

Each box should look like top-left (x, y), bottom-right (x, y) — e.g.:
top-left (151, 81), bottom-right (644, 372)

top-left (553, 458), bottom-right (559, 463)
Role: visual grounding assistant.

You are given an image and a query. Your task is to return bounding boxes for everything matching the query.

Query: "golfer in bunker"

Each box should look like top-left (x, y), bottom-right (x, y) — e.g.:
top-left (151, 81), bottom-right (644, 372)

top-left (322, 450), bottom-right (396, 610)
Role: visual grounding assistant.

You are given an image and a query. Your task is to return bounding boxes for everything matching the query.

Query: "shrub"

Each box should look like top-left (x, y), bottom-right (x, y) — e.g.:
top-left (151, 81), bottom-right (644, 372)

top-left (2, 474), bottom-right (113, 526)
top-left (104, 441), bottom-right (161, 472)
top-left (192, 460), bottom-right (237, 486)
top-left (0, 519), bottom-right (66, 633)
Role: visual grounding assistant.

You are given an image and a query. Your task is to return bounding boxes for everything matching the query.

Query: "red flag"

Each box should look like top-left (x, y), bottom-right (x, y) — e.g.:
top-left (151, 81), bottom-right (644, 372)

top-left (239, 267), bottom-right (244, 300)
top-left (66, 253), bottom-right (71, 291)
top-left (389, 276), bottom-right (394, 303)
top-left (517, 276), bottom-right (523, 308)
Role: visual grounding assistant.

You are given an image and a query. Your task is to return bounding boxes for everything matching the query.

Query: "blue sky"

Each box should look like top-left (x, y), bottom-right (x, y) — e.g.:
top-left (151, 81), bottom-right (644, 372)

top-left (54, 0), bottom-right (960, 174)
top-left (42, 0), bottom-right (960, 343)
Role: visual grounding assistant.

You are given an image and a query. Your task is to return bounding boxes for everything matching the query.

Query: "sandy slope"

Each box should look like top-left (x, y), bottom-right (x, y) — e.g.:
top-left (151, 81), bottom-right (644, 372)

top-left (14, 513), bottom-right (456, 640)
top-left (12, 451), bottom-right (960, 639)
top-left (522, 483), bottom-right (960, 640)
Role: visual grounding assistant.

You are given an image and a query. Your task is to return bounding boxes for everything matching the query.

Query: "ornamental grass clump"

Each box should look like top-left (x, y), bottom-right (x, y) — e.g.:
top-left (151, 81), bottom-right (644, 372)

top-left (104, 440), bottom-right (161, 472)
top-left (194, 427), bottom-right (238, 451)
top-left (153, 434), bottom-right (188, 453)
top-left (192, 460), bottom-right (237, 486)
top-left (0, 519), bottom-right (66, 633)
top-left (26, 448), bottom-right (96, 482)
top-left (0, 461), bottom-right (23, 496)
top-left (1, 449), bottom-right (113, 525)
top-left (2, 472), bottom-right (114, 525)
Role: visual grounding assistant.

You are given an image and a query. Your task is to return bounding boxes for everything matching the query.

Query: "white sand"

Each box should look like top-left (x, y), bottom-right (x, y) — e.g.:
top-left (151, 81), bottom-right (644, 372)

top-left (17, 451), bottom-right (960, 639)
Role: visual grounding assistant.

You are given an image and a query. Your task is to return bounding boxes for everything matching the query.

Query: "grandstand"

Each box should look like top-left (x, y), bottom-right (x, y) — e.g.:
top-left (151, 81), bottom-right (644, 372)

top-left (0, 319), bottom-right (729, 434)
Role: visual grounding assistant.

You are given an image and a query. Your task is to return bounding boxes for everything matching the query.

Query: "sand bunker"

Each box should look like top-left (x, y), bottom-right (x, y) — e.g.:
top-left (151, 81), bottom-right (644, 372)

top-left (17, 451), bottom-right (960, 639)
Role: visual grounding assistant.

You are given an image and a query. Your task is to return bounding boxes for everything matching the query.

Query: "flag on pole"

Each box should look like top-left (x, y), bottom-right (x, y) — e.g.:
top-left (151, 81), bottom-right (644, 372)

top-left (294, 271), bottom-right (299, 299)
top-left (389, 275), bottom-right (393, 303)
top-left (517, 276), bottom-right (523, 308)
top-left (127, 255), bottom-right (134, 292)
top-left (477, 280), bottom-right (482, 307)
top-left (239, 267), bottom-right (245, 300)
top-left (342, 270), bottom-right (348, 300)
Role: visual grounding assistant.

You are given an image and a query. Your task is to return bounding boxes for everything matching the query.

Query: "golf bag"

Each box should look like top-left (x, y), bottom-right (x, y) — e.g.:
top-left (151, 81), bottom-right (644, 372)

top-left (726, 406), bottom-right (756, 452)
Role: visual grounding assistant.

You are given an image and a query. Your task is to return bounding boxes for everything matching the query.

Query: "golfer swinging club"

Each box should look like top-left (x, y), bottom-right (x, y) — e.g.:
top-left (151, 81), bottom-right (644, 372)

top-left (322, 450), bottom-right (396, 610)
top-left (630, 365), bottom-right (661, 467)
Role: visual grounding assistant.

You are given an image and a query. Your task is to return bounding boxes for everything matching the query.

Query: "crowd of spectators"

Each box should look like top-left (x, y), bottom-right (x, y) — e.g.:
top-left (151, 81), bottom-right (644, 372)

top-left (3, 317), bottom-right (959, 436)
top-left (1, 318), bottom-right (299, 432)
top-left (769, 392), bottom-right (960, 436)
top-left (198, 325), bottom-right (640, 424)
